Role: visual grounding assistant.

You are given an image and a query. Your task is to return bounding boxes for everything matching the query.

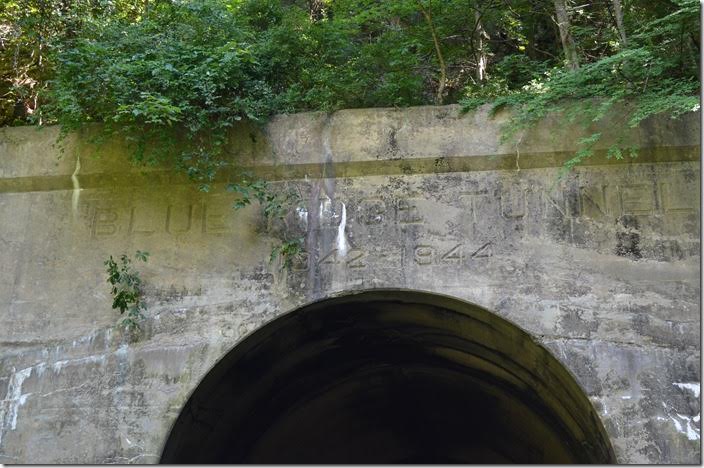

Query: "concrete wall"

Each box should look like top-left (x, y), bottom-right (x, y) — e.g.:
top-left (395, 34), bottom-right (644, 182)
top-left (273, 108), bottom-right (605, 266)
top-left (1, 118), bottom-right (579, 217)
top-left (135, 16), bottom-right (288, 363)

top-left (0, 104), bottom-right (700, 463)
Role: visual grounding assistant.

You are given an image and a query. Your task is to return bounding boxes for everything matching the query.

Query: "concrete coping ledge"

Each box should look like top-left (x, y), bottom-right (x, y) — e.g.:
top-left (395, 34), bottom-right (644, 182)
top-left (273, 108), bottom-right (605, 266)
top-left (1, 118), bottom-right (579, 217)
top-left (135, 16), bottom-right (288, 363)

top-left (0, 104), bottom-right (699, 192)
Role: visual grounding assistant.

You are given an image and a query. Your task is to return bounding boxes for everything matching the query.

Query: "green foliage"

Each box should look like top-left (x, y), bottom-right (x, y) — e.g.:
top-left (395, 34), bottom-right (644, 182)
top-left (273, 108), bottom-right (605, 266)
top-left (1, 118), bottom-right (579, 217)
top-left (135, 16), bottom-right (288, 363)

top-left (460, 0), bottom-right (700, 168)
top-left (2, 0), bottom-right (699, 211)
top-left (5, 0), bottom-right (699, 132)
top-left (45, 0), bottom-right (278, 188)
top-left (0, 0), bottom-right (152, 126)
top-left (228, 174), bottom-right (298, 221)
top-left (229, 174), bottom-right (303, 270)
top-left (104, 250), bottom-right (149, 331)
top-left (558, 132), bottom-right (601, 178)
top-left (269, 238), bottom-right (305, 270)
top-left (38, 0), bottom-right (457, 187)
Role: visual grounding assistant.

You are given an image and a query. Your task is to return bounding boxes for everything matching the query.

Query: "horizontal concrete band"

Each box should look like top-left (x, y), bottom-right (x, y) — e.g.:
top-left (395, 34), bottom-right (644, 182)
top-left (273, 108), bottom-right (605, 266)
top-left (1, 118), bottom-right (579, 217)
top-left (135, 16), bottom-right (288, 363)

top-left (0, 145), bottom-right (698, 194)
top-left (1, 104), bottom-right (699, 189)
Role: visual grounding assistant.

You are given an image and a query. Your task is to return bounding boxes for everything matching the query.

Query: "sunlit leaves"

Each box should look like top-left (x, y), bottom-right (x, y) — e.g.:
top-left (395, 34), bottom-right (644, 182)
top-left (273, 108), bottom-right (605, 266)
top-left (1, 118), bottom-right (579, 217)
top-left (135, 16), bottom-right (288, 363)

top-left (460, 0), bottom-right (699, 169)
top-left (5, 0), bottom-right (699, 177)
top-left (104, 251), bottom-right (149, 332)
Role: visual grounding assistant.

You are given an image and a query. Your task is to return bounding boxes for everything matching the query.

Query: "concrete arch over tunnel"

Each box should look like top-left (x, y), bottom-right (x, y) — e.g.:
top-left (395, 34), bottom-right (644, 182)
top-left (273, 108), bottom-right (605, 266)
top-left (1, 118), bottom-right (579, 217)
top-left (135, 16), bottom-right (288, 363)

top-left (160, 290), bottom-right (616, 464)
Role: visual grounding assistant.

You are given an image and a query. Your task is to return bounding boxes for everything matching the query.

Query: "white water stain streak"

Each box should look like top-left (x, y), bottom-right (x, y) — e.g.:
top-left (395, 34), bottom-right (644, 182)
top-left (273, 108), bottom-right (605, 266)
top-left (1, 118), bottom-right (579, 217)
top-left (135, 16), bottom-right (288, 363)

top-left (0, 367), bottom-right (33, 446)
top-left (319, 196), bottom-right (332, 225)
top-left (52, 353), bottom-right (108, 373)
top-left (296, 207), bottom-right (308, 226)
top-left (662, 397), bottom-right (701, 441)
top-left (673, 382), bottom-right (700, 398)
top-left (0, 335), bottom-right (124, 447)
top-left (71, 153), bottom-right (82, 215)
top-left (336, 202), bottom-right (348, 256)
top-left (670, 413), bottom-right (700, 441)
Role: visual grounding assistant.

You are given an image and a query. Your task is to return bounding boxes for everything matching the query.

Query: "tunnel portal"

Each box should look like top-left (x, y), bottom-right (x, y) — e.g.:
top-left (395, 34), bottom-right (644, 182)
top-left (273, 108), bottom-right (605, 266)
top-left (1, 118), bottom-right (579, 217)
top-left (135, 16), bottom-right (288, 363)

top-left (160, 290), bottom-right (615, 463)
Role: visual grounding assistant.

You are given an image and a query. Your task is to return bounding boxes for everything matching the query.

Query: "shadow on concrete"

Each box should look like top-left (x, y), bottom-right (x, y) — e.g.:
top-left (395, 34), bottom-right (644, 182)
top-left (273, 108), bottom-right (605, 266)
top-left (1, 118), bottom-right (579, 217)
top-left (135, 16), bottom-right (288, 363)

top-left (160, 289), bottom-right (615, 464)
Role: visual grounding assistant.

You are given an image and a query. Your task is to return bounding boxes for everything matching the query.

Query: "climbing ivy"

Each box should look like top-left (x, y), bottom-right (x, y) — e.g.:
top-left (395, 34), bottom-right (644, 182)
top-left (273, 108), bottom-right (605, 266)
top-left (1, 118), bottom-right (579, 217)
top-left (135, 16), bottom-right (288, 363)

top-left (229, 174), bottom-right (305, 270)
top-left (45, 0), bottom-right (277, 191)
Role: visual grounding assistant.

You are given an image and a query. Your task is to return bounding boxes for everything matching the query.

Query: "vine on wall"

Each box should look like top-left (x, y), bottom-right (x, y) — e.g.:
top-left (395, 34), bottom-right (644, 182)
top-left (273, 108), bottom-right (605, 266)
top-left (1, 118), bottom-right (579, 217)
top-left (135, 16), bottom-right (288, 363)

top-left (105, 250), bottom-right (149, 332)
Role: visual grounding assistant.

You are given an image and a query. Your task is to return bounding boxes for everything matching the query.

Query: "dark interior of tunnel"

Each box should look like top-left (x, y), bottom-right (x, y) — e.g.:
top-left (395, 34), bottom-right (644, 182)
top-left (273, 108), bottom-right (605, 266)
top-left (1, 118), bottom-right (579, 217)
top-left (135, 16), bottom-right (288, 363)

top-left (160, 290), bottom-right (616, 464)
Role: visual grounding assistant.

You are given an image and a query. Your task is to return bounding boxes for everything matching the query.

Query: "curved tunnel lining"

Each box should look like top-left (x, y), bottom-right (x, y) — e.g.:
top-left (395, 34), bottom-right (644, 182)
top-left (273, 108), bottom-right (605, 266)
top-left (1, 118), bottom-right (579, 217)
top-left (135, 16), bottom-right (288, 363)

top-left (160, 289), bottom-right (616, 464)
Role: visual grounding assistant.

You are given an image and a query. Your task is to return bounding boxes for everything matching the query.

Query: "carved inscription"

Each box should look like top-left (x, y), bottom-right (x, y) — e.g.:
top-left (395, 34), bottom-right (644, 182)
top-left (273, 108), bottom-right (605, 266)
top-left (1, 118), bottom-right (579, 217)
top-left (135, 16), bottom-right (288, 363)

top-left (318, 248), bottom-right (339, 265)
top-left (166, 204), bottom-right (194, 233)
top-left (500, 185), bottom-right (526, 219)
top-left (129, 205), bottom-right (159, 235)
top-left (92, 208), bottom-right (119, 238)
top-left (202, 202), bottom-right (231, 234)
top-left (459, 191), bottom-right (489, 223)
top-left (659, 182), bottom-right (696, 213)
top-left (470, 242), bottom-right (493, 258)
top-left (541, 189), bottom-right (567, 219)
top-left (413, 242), bottom-right (491, 266)
top-left (580, 185), bottom-right (609, 218)
top-left (397, 198), bottom-right (423, 224)
top-left (440, 244), bottom-right (463, 264)
top-left (84, 178), bottom-right (694, 244)
top-left (292, 248), bottom-right (368, 271)
top-left (620, 184), bottom-right (655, 215)
top-left (87, 199), bottom-right (237, 239)
top-left (413, 245), bottom-right (435, 265)
top-left (286, 242), bottom-right (488, 273)
top-left (358, 198), bottom-right (386, 225)
top-left (347, 249), bottom-right (367, 268)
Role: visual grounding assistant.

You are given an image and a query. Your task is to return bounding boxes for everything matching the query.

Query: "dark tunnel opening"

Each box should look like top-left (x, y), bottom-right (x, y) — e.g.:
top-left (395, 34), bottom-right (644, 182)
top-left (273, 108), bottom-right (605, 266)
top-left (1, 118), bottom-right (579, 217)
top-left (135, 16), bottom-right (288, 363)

top-left (160, 290), bottom-right (616, 464)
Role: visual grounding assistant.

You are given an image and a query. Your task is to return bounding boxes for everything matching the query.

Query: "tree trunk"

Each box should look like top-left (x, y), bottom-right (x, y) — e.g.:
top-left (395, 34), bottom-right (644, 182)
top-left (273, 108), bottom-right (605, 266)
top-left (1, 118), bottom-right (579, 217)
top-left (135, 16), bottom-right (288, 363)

top-left (417, 2), bottom-right (447, 104)
top-left (611, 0), bottom-right (627, 46)
top-left (474, 10), bottom-right (489, 83)
top-left (553, 0), bottom-right (579, 70)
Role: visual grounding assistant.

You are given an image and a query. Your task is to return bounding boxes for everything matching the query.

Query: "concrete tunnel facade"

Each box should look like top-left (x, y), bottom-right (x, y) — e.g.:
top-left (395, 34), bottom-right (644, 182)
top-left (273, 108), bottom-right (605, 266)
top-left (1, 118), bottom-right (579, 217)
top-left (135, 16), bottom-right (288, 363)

top-left (0, 104), bottom-right (700, 463)
top-left (160, 290), bottom-right (616, 463)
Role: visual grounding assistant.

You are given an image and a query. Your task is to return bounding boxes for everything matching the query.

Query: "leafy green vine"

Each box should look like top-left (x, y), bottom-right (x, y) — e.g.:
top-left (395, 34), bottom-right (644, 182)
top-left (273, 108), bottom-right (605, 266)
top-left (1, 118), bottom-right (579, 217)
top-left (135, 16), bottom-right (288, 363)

top-left (229, 174), bottom-right (305, 270)
top-left (104, 250), bottom-right (149, 332)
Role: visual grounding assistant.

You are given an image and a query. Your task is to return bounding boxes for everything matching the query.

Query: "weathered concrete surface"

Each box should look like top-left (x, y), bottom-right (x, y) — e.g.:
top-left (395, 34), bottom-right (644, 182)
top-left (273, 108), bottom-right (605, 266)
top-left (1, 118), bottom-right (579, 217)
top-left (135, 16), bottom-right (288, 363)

top-left (0, 104), bottom-right (700, 463)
